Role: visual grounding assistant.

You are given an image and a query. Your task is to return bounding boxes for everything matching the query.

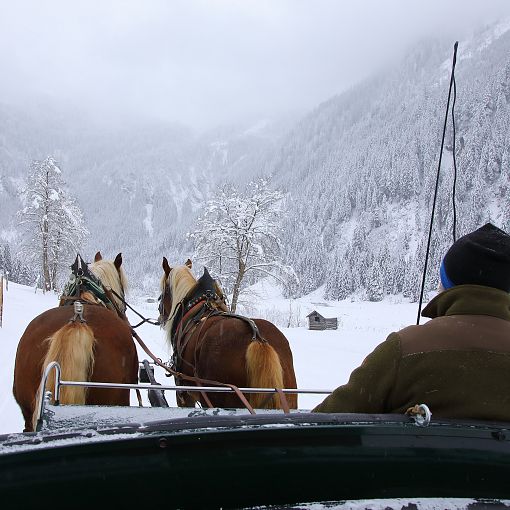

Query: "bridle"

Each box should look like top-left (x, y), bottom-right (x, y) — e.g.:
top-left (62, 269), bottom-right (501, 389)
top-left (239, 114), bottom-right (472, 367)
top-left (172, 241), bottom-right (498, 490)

top-left (158, 275), bottom-right (181, 329)
top-left (158, 291), bottom-right (166, 325)
top-left (158, 277), bottom-right (170, 326)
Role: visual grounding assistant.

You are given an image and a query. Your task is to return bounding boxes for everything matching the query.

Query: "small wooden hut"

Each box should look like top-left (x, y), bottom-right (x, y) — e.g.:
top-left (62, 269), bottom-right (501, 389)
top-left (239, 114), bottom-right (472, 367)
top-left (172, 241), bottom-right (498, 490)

top-left (306, 310), bottom-right (338, 331)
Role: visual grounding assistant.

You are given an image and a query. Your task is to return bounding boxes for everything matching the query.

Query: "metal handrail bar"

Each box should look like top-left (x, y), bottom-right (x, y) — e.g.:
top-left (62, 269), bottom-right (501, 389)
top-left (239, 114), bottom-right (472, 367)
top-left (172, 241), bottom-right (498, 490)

top-left (58, 380), bottom-right (333, 395)
top-left (37, 362), bottom-right (332, 428)
top-left (36, 361), bottom-right (62, 431)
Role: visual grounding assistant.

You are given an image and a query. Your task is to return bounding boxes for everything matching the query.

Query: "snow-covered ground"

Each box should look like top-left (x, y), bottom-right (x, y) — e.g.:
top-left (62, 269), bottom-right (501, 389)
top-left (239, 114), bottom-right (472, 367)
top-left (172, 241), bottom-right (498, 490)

top-left (0, 279), bottom-right (423, 434)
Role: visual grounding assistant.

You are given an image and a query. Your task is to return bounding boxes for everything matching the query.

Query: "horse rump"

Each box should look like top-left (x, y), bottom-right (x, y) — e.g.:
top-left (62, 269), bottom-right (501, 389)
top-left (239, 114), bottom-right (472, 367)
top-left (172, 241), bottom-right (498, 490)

top-left (245, 340), bottom-right (287, 409)
top-left (33, 321), bottom-right (96, 430)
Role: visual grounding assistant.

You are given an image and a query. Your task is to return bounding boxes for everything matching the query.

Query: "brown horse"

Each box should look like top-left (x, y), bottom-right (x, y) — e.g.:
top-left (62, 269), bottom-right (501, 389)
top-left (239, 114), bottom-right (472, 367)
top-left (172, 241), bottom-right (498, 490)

top-left (159, 258), bottom-right (298, 410)
top-left (13, 253), bottom-right (139, 432)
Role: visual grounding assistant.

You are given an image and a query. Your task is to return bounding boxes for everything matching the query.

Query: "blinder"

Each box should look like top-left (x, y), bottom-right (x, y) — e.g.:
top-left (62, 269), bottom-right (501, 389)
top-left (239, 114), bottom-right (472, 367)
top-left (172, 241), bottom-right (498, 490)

top-left (158, 280), bottom-right (172, 326)
top-left (158, 293), bottom-right (164, 320)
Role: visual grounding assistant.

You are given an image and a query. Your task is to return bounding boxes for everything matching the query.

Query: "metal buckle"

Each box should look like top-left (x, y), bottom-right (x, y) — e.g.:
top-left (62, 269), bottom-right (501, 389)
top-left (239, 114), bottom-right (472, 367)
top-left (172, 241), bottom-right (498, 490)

top-left (407, 403), bottom-right (432, 427)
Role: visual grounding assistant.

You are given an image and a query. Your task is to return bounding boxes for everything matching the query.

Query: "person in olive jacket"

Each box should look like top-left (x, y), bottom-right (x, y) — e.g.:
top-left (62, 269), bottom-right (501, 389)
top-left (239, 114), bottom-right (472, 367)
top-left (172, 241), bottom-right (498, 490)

top-left (313, 223), bottom-right (510, 421)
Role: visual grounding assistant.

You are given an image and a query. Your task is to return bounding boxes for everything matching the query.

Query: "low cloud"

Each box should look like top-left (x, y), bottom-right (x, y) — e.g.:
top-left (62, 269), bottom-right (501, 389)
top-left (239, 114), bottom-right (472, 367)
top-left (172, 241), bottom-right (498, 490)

top-left (1, 0), bottom-right (509, 129)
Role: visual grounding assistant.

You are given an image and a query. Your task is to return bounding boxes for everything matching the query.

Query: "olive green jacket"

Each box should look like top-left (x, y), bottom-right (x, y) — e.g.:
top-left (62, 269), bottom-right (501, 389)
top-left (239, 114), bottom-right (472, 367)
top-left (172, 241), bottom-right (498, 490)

top-left (313, 285), bottom-right (510, 421)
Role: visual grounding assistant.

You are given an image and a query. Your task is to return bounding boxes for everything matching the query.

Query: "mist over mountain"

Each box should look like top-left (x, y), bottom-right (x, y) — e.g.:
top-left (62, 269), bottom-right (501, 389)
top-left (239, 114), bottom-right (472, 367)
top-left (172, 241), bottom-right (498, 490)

top-left (1, 21), bottom-right (509, 300)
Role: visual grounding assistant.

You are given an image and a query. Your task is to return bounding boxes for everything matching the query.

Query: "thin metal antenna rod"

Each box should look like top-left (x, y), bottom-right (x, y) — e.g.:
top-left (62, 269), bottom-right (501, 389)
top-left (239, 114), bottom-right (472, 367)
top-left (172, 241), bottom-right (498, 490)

top-left (416, 42), bottom-right (458, 325)
top-left (452, 71), bottom-right (458, 243)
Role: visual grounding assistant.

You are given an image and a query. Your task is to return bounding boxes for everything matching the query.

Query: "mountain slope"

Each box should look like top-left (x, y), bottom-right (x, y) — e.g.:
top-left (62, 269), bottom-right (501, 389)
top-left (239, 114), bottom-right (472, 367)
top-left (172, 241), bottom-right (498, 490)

top-left (271, 24), bottom-right (510, 300)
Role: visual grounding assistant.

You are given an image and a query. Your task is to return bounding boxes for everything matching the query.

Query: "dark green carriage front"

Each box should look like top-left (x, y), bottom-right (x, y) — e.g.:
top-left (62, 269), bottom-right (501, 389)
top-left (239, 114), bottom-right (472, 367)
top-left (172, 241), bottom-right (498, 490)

top-left (1, 411), bottom-right (510, 508)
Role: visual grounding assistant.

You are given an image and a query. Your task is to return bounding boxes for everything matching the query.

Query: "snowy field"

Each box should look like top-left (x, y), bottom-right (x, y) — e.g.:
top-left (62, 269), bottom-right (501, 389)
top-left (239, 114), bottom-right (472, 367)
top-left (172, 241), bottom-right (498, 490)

top-left (0, 279), bottom-right (424, 434)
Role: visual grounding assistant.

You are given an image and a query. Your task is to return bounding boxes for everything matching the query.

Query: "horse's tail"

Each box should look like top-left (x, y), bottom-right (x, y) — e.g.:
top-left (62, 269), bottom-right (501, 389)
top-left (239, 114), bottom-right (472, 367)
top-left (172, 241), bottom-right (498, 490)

top-left (32, 322), bottom-right (96, 429)
top-left (245, 340), bottom-right (286, 409)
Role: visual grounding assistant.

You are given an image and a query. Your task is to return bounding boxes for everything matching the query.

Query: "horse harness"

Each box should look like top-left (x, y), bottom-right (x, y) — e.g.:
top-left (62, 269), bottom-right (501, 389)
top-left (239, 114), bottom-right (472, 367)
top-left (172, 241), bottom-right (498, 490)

top-left (59, 254), bottom-right (125, 321)
top-left (169, 292), bottom-right (267, 374)
top-left (161, 282), bottom-right (281, 411)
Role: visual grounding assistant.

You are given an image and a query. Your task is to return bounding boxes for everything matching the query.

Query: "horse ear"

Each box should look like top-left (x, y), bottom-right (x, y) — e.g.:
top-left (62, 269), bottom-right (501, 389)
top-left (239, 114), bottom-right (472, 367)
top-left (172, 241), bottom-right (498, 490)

top-left (185, 258), bottom-right (192, 269)
top-left (162, 257), bottom-right (172, 276)
top-left (114, 253), bottom-right (122, 269)
top-left (94, 251), bottom-right (102, 262)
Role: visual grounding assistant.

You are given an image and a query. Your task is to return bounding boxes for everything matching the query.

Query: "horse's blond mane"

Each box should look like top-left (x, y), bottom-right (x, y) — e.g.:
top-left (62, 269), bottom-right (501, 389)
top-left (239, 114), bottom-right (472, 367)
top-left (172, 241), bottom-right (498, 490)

top-left (163, 265), bottom-right (197, 340)
top-left (89, 259), bottom-right (128, 311)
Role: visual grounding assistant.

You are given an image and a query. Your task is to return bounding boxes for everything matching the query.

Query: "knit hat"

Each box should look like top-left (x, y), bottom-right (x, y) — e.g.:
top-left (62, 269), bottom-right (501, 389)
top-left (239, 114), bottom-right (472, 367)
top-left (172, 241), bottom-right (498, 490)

top-left (440, 223), bottom-right (510, 292)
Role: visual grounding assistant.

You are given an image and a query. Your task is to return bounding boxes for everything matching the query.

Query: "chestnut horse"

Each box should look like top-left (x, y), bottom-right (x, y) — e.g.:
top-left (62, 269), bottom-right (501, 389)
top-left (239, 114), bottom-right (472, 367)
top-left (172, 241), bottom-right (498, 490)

top-left (13, 253), bottom-right (139, 432)
top-left (159, 258), bottom-right (298, 410)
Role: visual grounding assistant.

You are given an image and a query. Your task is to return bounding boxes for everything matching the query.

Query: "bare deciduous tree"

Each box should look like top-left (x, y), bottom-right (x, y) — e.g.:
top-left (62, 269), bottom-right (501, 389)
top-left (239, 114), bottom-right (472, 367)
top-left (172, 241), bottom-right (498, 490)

top-left (189, 178), bottom-right (296, 312)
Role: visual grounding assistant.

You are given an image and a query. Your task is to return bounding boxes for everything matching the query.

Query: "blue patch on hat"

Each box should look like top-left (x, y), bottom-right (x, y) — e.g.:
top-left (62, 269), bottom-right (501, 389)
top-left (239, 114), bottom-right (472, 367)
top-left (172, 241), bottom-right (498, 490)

top-left (440, 259), bottom-right (455, 289)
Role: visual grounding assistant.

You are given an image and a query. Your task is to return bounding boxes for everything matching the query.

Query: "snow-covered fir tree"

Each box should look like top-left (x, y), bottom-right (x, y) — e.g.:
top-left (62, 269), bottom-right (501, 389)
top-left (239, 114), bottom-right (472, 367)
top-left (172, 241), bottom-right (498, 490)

top-left (17, 157), bottom-right (88, 291)
top-left (0, 242), bottom-right (35, 286)
top-left (189, 178), bottom-right (295, 312)
top-left (0, 244), bottom-right (13, 278)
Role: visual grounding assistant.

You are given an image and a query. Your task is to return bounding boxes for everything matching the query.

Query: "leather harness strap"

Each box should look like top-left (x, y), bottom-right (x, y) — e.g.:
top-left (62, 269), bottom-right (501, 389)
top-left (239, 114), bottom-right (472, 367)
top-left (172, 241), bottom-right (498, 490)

top-left (130, 328), bottom-right (256, 414)
top-left (275, 388), bottom-right (290, 414)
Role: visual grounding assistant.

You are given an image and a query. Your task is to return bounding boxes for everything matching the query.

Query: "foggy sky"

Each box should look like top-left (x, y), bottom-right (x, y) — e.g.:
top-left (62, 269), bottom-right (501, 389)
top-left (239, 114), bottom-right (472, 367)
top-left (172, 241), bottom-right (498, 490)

top-left (1, 0), bottom-right (510, 130)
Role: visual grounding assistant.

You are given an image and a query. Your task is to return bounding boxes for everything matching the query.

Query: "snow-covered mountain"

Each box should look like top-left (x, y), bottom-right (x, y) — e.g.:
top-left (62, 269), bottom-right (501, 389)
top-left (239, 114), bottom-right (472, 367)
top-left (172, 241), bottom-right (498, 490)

top-left (271, 23), bottom-right (510, 300)
top-left (1, 21), bottom-right (509, 299)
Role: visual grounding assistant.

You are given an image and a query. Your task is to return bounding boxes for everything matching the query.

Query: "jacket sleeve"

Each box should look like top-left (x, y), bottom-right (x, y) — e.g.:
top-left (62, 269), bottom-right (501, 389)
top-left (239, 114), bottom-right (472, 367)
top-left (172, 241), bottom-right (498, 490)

top-left (312, 333), bottom-right (402, 413)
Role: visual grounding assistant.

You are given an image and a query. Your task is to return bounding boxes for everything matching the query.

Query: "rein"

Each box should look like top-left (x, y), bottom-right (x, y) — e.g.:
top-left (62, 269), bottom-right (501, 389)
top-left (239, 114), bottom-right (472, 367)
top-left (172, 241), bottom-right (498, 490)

top-left (108, 287), bottom-right (160, 328)
top-left (105, 287), bottom-right (257, 414)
